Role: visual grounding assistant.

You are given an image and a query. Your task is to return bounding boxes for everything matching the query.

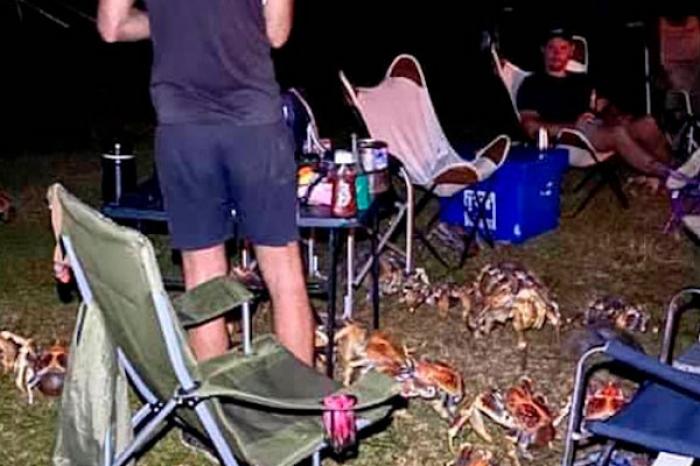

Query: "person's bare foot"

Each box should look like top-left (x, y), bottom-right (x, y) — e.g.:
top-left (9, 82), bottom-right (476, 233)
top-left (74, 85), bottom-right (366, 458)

top-left (666, 148), bottom-right (700, 190)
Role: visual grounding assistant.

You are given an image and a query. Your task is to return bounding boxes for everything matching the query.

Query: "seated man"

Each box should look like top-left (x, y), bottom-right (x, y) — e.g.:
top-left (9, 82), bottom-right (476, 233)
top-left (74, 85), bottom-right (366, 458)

top-left (516, 27), bottom-right (699, 183)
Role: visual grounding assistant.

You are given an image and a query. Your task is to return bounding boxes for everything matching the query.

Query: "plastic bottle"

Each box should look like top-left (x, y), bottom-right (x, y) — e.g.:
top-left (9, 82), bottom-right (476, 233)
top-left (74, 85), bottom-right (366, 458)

top-left (331, 149), bottom-right (358, 218)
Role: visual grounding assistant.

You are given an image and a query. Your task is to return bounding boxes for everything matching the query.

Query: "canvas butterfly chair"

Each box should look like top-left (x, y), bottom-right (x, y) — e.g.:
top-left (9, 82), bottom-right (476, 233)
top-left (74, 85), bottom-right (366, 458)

top-left (491, 43), bottom-right (628, 217)
top-left (563, 287), bottom-right (700, 466)
top-left (340, 54), bottom-right (511, 268)
top-left (48, 183), bottom-right (399, 466)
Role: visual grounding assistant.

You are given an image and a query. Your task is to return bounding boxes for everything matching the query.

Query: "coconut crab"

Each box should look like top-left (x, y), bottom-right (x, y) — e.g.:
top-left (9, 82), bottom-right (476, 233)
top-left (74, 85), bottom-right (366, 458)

top-left (399, 358), bottom-right (465, 419)
top-left (462, 262), bottom-right (560, 350)
top-left (0, 332), bottom-right (18, 374)
top-left (583, 295), bottom-right (650, 333)
top-left (448, 377), bottom-right (569, 461)
top-left (333, 321), bottom-right (412, 386)
top-left (425, 283), bottom-right (465, 318)
top-left (398, 268), bottom-right (432, 313)
top-left (584, 379), bottom-right (628, 421)
top-left (0, 331), bottom-right (37, 403)
top-left (30, 341), bottom-right (68, 397)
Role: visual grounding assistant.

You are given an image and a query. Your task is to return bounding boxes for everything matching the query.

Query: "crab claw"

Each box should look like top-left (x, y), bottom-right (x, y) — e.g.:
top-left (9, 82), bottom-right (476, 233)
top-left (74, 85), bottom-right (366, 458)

top-left (447, 399), bottom-right (493, 453)
top-left (443, 391), bottom-right (464, 418)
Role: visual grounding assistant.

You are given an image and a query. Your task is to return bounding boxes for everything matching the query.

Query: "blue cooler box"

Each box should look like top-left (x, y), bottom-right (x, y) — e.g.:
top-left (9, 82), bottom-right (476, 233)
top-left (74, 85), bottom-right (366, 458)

top-left (439, 146), bottom-right (568, 244)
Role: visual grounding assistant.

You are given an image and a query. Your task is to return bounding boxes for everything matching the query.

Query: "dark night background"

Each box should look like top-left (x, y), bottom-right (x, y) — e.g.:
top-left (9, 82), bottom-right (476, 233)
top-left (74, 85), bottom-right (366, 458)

top-left (0, 0), bottom-right (699, 154)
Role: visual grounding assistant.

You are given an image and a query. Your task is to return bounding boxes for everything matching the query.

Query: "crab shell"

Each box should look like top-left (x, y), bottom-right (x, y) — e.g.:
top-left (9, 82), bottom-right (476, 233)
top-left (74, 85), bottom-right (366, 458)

top-left (413, 360), bottom-right (463, 397)
top-left (453, 446), bottom-right (495, 466)
top-left (364, 331), bottom-right (411, 377)
top-left (335, 322), bottom-right (410, 385)
top-left (505, 378), bottom-right (556, 447)
top-left (34, 343), bottom-right (68, 397)
top-left (584, 296), bottom-right (649, 333)
top-left (465, 263), bottom-right (560, 341)
top-left (0, 334), bottom-right (18, 374)
top-left (401, 359), bottom-right (464, 407)
top-left (584, 381), bottom-right (627, 421)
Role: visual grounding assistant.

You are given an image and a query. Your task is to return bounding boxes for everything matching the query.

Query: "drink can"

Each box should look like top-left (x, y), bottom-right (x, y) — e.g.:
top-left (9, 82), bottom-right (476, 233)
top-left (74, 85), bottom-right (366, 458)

top-left (358, 139), bottom-right (390, 194)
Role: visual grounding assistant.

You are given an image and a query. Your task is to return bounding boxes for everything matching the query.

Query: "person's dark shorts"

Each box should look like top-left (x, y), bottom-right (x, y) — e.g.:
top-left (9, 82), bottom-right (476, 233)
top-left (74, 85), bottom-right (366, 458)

top-left (155, 120), bottom-right (298, 250)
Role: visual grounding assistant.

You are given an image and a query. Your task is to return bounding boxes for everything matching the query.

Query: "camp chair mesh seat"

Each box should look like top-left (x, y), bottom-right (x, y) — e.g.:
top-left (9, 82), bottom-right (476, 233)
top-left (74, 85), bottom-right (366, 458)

top-left (563, 288), bottom-right (700, 465)
top-left (49, 184), bottom-right (398, 466)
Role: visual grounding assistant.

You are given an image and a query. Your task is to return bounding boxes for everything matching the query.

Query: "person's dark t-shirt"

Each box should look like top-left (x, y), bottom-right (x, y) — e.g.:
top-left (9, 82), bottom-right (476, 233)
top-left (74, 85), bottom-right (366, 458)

top-left (144, 0), bottom-right (282, 125)
top-left (516, 73), bottom-right (593, 123)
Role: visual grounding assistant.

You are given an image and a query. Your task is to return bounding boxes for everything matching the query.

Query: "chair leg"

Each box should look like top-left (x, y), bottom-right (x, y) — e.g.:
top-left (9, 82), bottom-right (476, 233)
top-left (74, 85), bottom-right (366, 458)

top-left (574, 168), bottom-right (599, 193)
top-left (595, 441), bottom-right (616, 466)
top-left (458, 228), bottom-right (477, 269)
top-left (242, 302), bottom-right (252, 356)
top-left (312, 450), bottom-right (321, 466)
top-left (113, 398), bottom-right (178, 466)
top-left (601, 167), bottom-right (629, 209)
top-left (572, 176), bottom-right (607, 217)
top-left (415, 227), bottom-right (450, 269)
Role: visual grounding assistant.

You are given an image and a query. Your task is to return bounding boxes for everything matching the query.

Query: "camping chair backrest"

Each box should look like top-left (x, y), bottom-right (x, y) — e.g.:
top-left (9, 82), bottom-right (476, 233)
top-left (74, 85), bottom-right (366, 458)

top-left (340, 54), bottom-right (455, 188)
top-left (54, 185), bottom-right (197, 400)
top-left (282, 88), bottom-right (325, 155)
top-left (491, 44), bottom-right (532, 119)
top-left (566, 35), bottom-right (588, 74)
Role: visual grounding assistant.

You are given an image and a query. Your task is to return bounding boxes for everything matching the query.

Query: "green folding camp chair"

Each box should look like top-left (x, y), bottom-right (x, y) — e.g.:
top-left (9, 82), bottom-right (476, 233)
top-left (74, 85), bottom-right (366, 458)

top-left (47, 183), bottom-right (399, 466)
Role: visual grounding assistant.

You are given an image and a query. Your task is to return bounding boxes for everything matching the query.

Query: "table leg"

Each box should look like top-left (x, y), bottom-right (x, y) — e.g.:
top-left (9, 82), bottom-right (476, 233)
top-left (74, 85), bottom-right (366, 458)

top-left (371, 212), bottom-right (380, 330)
top-left (343, 230), bottom-right (354, 320)
top-left (326, 229), bottom-right (338, 378)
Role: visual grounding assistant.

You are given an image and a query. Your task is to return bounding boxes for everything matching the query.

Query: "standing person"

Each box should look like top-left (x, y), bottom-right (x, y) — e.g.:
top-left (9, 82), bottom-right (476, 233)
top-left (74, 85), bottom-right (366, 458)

top-left (97, 0), bottom-right (314, 365)
top-left (517, 27), bottom-right (700, 182)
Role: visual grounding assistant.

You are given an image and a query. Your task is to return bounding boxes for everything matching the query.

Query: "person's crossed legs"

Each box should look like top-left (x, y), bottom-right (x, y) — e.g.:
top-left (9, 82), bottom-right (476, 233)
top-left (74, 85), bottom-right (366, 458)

top-left (622, 115), bottom-right (673, 165)
top-left (579, 118), bottom-right (670, 177)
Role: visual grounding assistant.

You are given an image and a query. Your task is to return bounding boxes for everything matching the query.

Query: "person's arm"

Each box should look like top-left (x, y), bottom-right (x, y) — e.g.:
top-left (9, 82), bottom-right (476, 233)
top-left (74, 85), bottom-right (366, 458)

top-left (97, 0), bottom-right (150, 43)
top-left (519, 110), bottom-right (580, 140)
top-left (263, 0), bottom-right (294, 48)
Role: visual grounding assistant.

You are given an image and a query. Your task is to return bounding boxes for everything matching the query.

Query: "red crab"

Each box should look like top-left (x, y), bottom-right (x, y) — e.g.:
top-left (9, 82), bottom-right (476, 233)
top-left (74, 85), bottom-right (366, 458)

top-left (449, 377), bottom-right (569, 459)
top-left (399, 358), bottom-right (464, 419)
top-left (584, 380), bottom-right (627, 421)
top-left (30, 342), bottom-right (68, 397)
top-left (448, 445), bottom-right (496, 466)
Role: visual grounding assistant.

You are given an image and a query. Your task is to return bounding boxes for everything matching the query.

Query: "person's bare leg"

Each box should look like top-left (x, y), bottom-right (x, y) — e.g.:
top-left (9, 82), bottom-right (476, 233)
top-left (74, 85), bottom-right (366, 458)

top-left (582, 122), bottom-right (669, 177)
top-left (255, 241), bottom-right (314, 365)
top-left (182, 244), bottom-right (230, 360)
top-left (624, 115), bottom-right (673, 164)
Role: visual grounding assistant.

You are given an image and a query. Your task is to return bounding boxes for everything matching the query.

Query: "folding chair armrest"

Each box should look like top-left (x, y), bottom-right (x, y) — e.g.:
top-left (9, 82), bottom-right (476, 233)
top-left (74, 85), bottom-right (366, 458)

top-left (567, 340), bottom-right (700, 444)
top-left (197, 351), bottom-right (400, 411)
top-left (661, 287), bottom-right (700, 363)
top-left (603, 340), bottom-right (700, 395)
top-left (173, 276), bottom-right (254, 328)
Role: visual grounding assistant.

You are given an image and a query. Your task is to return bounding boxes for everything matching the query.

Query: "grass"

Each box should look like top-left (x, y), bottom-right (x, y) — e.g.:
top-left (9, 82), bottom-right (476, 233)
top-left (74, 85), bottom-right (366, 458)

top-left (1, 142), bottom-right (699, 465)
